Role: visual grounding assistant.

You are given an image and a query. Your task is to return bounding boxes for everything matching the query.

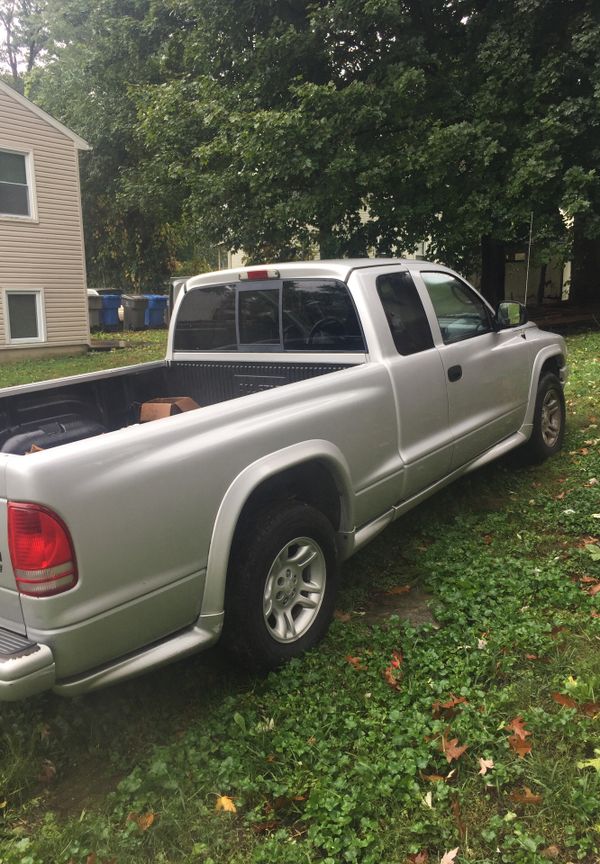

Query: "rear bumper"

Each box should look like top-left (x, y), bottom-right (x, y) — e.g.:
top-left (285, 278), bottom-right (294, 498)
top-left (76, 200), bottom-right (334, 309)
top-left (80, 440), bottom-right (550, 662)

top-left (0, 628), bottom-right (55, 701)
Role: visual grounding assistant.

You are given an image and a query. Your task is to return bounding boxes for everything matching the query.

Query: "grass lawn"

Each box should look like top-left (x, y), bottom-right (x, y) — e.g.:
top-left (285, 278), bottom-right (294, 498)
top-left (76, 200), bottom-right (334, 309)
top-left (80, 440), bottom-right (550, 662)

top-left (0, 330), bottom-right (599, 864)
top-left (0, 330), bottom-right (168, 389)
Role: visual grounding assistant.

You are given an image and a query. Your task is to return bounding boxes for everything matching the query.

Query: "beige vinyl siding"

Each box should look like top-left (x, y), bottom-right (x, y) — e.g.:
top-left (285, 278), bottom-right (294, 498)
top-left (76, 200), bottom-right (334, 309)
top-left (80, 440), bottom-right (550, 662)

top-left (0, 88), bottom-right (89, 350)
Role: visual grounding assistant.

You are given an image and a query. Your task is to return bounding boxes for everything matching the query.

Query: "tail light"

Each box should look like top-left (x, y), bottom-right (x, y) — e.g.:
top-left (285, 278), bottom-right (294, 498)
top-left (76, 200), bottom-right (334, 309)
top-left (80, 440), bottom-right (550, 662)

top-left (8, 503), bottom-right (78, 597)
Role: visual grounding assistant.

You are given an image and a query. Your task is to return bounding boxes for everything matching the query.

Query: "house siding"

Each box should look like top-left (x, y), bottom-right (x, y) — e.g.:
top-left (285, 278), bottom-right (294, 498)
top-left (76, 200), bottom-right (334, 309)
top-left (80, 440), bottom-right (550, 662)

top-left (0, 87), bottom-right (89, 351)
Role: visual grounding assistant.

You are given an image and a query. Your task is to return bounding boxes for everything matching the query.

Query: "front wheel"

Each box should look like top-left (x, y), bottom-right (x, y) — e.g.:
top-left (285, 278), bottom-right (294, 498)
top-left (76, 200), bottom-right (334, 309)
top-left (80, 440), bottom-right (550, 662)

top-left (523, 372), bottom-right (565, 462)
top-left (224, 502), bottom-right (339, 670)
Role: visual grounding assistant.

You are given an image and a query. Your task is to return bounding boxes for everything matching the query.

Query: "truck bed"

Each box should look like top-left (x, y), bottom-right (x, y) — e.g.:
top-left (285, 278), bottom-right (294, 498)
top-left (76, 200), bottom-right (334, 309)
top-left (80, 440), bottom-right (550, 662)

top-left (0, 359), bottom-right (352, 454)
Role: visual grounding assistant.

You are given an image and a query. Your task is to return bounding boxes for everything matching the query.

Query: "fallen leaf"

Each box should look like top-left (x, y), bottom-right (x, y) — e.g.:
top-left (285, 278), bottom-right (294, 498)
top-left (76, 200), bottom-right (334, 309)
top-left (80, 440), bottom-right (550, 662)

top-left (478, 757), bottom-right (495, 775)
top-left (422, 790), bottom-right (433, 809)
top-left (578, 751), bottom-right (600, 772)
top-left (441, 734), bottom-right (468, 763)
top-left (483, 533), bottom-right (493, 544)
top-left (579, 447), bottom-right (590, 456)
top-left (510, 786), bottom-right (542, 804)
top-left (581, 702), bottom-right (600, 717)
top-left (39, 724), bottom-right (51, 741)
top-left (552, 692), bottom-right (578, 709)
top-left (127, 811), bottom-right (156, 830)
top-left (540, 845), bottom-right (560, 859)
top-left (432, 694), bottom-right (468, 717)
top-left (346, 655), bottom-right (367, 671)
top-left (588, 583), bottom-right (600, 596)
top-left (272, 794), bottom-right (306, 811)
top-left (508, 734), bottom-right (532, 758)
top-left (525, 653), bottom-right (539, 660)
top-left (505, 716), bottom-right (531, 740)
top-left (592, 610), bottom-right (600, 619)
top-left (37, 760), bottom-right (56, 784)
top-left (440, 848), bottom-right (460, 864)
top-left (85, 855), bottom-right (97, 864)
top-left (266, 753), bottom-right (276, 763)
top-left (385, 585), bottom-right (411, 595)
top-left (334, 610), bottom-right (351, 622)
top-left (383, 651), bottom-right (403, 690)
top-left (215, 796), bottom-right (237, 813)
top-left (422, 774), bottom-right (446, 783)
top-left (554, 491), bottom-right (566, 500)
top-left (407, 852), bottom-right (429, 863)
top-left (580, 575), bottom-right (598, 584)
top-left (451, 796), bottom-right (466, 840)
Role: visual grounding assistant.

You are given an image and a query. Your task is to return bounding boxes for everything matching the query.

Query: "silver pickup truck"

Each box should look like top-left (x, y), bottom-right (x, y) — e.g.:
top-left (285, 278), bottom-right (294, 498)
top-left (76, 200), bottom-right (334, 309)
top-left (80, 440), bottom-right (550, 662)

top-left (0, 259), bottom-right (567, 700)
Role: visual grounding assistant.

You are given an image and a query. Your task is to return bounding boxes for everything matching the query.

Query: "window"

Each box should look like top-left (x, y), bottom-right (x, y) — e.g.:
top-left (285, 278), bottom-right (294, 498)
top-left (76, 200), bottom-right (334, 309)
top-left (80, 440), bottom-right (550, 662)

top-left (174, 279), bottom-right (366, 352)
top-left (5, 290), bottom-right (44, 342)
top-left (376, 272), bottom-right (434, 355)
top-left (0, 149), bottom-right (33, 218)
top-left (421, 272), bottom-right (491, 344)
top-left (282, 280), bottom-right (364, 351)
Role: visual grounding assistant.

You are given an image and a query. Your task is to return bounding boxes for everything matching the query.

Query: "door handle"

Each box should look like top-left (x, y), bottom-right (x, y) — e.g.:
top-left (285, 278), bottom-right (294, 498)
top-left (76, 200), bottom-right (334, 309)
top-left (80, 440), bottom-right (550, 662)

top-left (448, 365), bottom-right (462, 382)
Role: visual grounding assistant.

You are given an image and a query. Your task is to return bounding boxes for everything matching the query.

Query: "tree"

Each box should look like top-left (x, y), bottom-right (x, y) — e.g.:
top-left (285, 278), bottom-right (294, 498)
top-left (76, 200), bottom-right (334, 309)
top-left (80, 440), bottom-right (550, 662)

top-left (0, 0), bottom-right (48, 92)
top-left (29, 0), bottom-right (182, 289)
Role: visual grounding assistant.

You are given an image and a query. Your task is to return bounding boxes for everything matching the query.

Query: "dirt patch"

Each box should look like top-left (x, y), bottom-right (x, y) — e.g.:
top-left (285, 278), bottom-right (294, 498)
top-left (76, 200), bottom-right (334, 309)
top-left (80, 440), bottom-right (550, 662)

top-left (362, 585), bottom-right (439, 628)
top-left (39, 755), bottom-right (122, 819)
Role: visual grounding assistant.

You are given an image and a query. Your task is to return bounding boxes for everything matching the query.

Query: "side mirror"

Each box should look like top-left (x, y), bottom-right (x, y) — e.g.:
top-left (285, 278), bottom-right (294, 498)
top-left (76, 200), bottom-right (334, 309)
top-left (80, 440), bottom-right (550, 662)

top-left (496, 301), bottom-right (528, 329)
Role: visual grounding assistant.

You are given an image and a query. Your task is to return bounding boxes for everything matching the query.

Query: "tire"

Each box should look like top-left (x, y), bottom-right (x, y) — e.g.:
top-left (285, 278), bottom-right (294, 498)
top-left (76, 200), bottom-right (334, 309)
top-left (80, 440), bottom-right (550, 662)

top-left (224, 502), bottom-right (339, 671)
top-left (523, 372), bottom-right (565, 462)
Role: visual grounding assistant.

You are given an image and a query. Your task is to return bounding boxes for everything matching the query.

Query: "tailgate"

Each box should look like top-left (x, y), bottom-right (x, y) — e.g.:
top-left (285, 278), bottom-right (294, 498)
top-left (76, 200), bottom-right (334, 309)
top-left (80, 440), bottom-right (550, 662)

top-left (0, 461), bottom-right (25, 634)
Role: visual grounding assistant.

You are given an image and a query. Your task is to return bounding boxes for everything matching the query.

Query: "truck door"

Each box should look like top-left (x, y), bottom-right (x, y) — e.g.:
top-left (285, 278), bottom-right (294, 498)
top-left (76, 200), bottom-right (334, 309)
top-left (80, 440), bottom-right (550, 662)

top-left (414, 270), bottom-right (531, 469)
top-left (368, 269), bottom-right (453, 500)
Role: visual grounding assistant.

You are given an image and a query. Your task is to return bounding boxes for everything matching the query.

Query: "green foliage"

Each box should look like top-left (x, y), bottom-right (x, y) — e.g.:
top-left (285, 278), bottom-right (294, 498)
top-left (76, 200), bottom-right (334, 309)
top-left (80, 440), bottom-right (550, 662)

top-left (17, 0), bottom-right (600, 296)
top-left (28, 0), bottom-right (183, 290)
top-left (0, 329), bottom-right (599, 863)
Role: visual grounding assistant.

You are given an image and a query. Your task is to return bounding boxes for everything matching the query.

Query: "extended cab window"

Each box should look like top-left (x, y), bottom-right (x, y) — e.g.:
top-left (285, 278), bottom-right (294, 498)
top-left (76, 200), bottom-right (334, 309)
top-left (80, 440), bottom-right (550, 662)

top-left (421, 272), bottom-right (492, 344)
top-left (174, 279), bottom-right (366, 352)
top-left (376, 272), bottom-right (434, 355)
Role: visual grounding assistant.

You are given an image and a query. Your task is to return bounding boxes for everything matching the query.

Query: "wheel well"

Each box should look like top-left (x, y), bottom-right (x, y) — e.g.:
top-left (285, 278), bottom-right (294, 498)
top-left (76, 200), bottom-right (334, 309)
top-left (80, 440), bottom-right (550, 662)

top-left (234, 460), bottom-right (342, 540)
top-left (540, 354), bottom-right (564, 379)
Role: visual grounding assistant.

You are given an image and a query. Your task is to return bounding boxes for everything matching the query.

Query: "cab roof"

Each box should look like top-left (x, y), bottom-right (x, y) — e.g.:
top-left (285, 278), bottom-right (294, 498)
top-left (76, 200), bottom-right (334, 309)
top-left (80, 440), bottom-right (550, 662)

top-left (184, 258), bottom-right (449, 290)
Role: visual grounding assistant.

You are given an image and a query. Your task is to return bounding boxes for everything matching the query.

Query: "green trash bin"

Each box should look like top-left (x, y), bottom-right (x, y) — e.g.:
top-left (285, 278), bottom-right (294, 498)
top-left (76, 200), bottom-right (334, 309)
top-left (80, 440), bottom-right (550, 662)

top-left (122, 294), bottom-right (148, 330)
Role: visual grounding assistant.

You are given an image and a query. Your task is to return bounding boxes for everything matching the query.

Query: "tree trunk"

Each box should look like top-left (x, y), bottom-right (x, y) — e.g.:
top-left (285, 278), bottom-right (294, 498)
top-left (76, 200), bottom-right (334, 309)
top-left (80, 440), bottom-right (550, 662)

top-left (570, 216), bottom-right (600, 304)
top-left (318, 225), bottom-right (340, 259)
top-left (480, 235), bottom-right (505, 307)
top-left (536, 262), bottom-right (547, 305)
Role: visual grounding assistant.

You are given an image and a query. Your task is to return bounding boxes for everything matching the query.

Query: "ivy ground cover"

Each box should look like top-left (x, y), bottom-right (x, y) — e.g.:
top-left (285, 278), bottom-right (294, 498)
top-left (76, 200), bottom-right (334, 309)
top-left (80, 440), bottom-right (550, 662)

top-left (0, 331), bottom-right (599, 864)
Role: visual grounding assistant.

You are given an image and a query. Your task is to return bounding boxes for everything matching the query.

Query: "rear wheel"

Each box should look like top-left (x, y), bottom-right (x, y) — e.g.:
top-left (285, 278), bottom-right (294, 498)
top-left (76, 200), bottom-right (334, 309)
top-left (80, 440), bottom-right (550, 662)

top-left (224, 502), bottom-right (338, 670)
top-left (523, 372), bottom-right (565, 462)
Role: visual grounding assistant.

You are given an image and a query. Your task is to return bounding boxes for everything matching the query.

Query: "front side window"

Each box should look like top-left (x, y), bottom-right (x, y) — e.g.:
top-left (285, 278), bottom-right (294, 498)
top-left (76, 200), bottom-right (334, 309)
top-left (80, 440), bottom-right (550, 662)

top-left (174, 279), bottom-right (366, 352)
top-left (0, 150), bottom-right (31, 217)
top-left (421, 272), bottom-right (491, 344)
top-left (376, 271), bottom-right (434, 355)
top-left (5, 290), bottom-right (43, 342)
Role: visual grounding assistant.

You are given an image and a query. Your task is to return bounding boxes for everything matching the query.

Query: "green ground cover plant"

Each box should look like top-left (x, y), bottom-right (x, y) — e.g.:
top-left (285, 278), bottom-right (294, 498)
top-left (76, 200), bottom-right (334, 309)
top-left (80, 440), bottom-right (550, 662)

top-left (0, 331), bottom-right (167, 389)
top-left (0, 331), bottom-right (599, 864)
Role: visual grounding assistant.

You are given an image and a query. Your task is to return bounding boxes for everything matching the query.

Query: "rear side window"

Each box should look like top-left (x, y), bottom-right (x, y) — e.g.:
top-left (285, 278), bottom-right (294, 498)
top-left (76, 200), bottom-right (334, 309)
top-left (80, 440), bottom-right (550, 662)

top-left (376, 272), bottom-right (434, 355)
top-left (174, 279), bottom-right (366, 352)
top-left (173, 284), bottom-right (237, 351)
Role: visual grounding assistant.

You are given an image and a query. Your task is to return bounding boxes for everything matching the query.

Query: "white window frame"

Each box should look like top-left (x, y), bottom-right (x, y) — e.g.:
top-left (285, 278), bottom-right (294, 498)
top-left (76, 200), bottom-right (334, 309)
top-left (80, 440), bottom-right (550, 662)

top-left (3, 288), bottom-right (46, 344)
top-left (0, 145), bottom-right (37, 222)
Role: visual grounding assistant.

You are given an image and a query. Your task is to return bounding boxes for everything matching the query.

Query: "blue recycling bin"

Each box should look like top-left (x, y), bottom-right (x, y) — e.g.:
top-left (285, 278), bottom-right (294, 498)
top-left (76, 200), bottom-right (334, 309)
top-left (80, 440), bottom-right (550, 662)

top-left (144, 294), bottom-right (168, 328)
top-left (100, 294), bottom-right (121, 330)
